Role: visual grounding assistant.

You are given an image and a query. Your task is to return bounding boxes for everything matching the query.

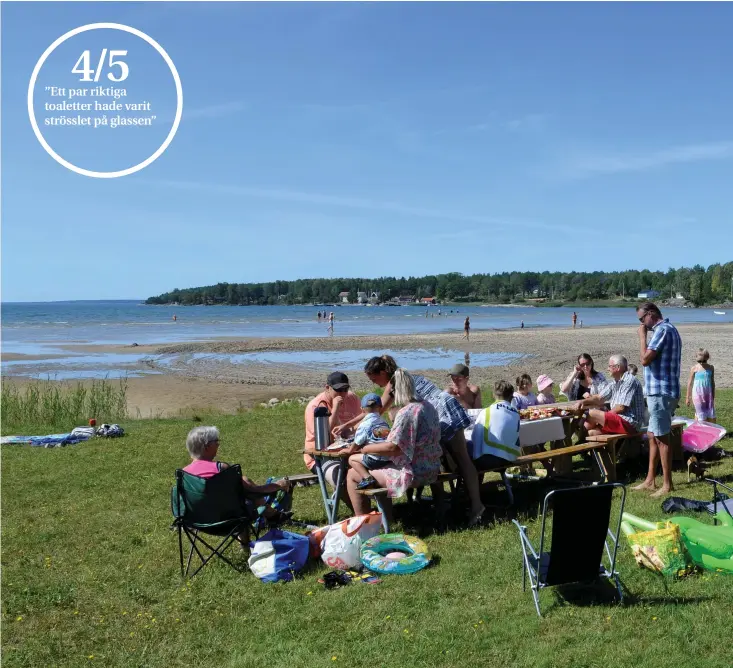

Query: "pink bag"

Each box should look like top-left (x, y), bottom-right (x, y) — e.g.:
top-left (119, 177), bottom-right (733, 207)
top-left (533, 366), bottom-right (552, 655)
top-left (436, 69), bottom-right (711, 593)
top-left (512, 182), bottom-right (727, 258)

top-left (319, 513), bottom-right (383, 570)
top-left (682, 421), bottom-right (727, 454)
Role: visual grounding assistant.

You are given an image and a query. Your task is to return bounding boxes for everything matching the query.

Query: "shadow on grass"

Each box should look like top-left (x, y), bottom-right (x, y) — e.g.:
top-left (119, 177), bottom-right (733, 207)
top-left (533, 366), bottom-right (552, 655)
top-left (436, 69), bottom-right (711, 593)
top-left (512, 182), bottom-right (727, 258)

top-left (536, 580), bottom-right (713, 616)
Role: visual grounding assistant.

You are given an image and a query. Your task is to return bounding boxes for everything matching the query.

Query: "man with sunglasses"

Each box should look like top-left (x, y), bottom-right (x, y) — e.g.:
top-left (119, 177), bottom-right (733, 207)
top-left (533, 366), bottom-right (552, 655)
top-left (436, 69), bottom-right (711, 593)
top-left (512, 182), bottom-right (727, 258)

top-left (634, 301), bottom-right (682, 496)
top-left (303, 372), bottom-right (362, 486)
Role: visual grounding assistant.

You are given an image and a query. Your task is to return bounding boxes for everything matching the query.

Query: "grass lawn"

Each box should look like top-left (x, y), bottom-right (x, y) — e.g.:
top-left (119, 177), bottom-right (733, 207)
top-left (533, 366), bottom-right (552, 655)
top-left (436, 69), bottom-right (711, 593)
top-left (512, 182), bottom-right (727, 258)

top-left (3, 391), bottom-right (733, 667)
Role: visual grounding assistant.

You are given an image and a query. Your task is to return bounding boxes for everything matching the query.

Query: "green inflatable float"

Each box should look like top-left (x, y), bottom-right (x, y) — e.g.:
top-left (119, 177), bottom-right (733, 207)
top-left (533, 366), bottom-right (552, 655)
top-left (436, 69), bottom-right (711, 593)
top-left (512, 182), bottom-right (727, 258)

top-left (622, 511), bottom-right (733, 575)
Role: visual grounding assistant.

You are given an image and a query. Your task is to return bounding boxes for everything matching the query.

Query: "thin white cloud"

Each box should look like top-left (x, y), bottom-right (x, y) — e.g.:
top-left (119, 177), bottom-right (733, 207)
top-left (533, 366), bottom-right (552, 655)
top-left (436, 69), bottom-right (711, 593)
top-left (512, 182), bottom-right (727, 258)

top-left (184, 101), bottom-right (247, 121)
top-left (145, 179), bottom-right (578, 234)
top-left (505, 114), bottom-right (546, 132)
top-left (555, 140), bottom-right (733, 180)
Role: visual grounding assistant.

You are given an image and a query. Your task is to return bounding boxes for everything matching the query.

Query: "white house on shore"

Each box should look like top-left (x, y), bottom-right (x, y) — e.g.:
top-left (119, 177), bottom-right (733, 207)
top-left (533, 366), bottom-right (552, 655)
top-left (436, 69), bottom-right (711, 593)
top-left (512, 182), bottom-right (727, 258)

top-left (338, 291), bottom-right (350, 303)
top-left (637, 290), bottom-right (660, 299)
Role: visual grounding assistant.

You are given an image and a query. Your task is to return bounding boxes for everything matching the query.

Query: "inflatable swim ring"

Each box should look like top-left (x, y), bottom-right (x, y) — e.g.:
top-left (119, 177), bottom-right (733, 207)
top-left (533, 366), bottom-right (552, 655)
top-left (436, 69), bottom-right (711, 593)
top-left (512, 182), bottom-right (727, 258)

top-left (360, 533), bottom-right (431, 575)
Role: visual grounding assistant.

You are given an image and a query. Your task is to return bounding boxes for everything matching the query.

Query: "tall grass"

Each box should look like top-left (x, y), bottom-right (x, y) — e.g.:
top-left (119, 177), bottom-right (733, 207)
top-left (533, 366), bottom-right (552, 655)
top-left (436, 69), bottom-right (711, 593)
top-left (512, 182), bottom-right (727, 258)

top-left (1, 377), bottom-right (128, 433)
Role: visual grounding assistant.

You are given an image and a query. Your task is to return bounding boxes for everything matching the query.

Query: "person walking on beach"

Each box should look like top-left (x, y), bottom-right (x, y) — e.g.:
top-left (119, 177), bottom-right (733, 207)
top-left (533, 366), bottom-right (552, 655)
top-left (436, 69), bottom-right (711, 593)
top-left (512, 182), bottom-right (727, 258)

top-left (463, 316), bottom-right (470, 340)
top-left (634, 302), bottom-right (682, 497)
top-left (572, 312), bottom-right (577, 328)
top-left (327, 312), bottom-right (335, 336)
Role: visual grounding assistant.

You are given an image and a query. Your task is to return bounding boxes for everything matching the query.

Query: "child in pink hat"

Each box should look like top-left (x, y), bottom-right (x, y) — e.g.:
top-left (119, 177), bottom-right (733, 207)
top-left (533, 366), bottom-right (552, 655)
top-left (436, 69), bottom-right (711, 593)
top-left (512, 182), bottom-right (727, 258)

top-left (536, 375), bottom-right (556, 405)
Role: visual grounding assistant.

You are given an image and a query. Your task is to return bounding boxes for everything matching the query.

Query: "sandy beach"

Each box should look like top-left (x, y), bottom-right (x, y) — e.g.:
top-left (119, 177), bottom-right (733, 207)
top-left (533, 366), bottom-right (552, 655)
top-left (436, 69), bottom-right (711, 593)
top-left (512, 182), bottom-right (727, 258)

top-left (3, 323), bottom-right (731, 417)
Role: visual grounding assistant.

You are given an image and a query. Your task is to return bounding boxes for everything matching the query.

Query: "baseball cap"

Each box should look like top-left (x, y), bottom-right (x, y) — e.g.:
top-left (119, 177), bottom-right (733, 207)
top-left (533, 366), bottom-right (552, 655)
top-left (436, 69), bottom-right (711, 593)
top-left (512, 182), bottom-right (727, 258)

top-left (361, 392), bottom-right (382, 408)
top-left (536, 374), bottom-right (554, 392)
top-left (327, 371), bottom-right (350, 391)
top-left (448, 363), bottom-right (470, 377)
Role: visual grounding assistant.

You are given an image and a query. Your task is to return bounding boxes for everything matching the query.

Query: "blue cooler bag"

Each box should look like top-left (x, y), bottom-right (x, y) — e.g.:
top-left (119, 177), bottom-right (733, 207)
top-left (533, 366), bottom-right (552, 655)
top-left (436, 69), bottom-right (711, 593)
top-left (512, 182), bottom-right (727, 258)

top-left (248, 529), bottom-right (310, 583)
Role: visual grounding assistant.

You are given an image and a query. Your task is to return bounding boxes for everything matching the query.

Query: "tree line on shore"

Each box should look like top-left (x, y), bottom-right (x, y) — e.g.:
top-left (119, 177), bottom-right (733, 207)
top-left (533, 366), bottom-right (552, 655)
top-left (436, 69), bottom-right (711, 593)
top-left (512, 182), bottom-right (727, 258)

top-left (145, 262), bottom-right (733, 307)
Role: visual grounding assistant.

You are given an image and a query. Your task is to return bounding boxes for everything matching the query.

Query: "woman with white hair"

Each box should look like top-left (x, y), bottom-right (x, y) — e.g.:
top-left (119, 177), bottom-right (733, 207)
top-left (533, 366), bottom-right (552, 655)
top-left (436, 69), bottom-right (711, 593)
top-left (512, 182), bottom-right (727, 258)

top-left (344, 369), bottom-right (443, 515)
top-left (183, 425), bottom-right (293, 521)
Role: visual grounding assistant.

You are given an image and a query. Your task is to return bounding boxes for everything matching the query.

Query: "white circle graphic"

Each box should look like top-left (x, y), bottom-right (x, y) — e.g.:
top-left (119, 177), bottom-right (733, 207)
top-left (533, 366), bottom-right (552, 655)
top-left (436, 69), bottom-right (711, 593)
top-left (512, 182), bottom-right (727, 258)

top-left (27, 23), bottom-right (183, 179)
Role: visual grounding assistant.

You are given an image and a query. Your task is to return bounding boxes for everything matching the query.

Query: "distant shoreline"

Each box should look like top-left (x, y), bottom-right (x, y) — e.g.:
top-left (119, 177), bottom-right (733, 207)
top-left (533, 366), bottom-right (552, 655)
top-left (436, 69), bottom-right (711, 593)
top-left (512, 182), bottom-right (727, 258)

top-left (3, 323), bottom-right (731, 417)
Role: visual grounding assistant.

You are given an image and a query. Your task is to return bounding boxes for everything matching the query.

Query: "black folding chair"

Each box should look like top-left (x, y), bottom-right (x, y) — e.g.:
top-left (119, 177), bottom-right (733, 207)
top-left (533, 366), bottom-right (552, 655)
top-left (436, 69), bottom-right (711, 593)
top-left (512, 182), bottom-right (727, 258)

top-left (513, 482), bottom-right (626, 616)
top-left (171, 464), bottom-right (256, 578)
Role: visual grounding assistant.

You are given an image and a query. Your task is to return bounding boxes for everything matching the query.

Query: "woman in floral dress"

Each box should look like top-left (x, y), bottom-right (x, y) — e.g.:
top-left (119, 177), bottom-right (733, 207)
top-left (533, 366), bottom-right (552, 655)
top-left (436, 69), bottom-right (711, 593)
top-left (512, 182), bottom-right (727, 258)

top-left (346, 369), bottom-right (443, 514)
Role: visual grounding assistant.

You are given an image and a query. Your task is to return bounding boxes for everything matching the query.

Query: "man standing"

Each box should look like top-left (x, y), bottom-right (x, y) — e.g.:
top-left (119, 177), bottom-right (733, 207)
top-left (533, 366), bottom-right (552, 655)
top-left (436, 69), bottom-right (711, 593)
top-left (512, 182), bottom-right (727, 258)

top-left (634, 302), bottom-right (682, 496)
top-left (581, 355), bottom-right (645, 436)
top-left (463, 316), bottom-right (470, 340)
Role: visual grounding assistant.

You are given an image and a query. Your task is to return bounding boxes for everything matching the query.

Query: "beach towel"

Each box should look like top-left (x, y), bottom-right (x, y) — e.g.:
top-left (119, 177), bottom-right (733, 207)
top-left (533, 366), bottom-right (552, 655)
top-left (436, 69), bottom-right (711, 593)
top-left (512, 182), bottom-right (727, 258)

top-left (1, 427), bottom-right (96, 448)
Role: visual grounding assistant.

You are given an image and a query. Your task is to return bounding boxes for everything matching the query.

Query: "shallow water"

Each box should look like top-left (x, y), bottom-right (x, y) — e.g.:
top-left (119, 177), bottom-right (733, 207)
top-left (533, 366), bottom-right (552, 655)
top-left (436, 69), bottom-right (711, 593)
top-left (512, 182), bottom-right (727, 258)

top-left (155, 348), bottom-right (526, 371)
top-left (3, 300), bottom-right (730, 351)
top-left (1, 353), bottom-right (158, 380)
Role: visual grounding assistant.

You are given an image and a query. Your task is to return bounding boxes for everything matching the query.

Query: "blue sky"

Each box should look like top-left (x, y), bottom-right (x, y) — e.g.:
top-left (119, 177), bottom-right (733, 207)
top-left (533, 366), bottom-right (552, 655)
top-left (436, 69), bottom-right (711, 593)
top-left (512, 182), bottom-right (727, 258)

top-left (2, 1), bottom-right (733, 301)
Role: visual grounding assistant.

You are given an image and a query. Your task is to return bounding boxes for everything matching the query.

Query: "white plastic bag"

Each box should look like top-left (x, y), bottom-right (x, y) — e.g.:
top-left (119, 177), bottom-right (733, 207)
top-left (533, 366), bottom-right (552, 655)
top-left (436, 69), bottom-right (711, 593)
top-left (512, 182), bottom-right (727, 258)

top-left (320, 513), bottom-right (383, 570)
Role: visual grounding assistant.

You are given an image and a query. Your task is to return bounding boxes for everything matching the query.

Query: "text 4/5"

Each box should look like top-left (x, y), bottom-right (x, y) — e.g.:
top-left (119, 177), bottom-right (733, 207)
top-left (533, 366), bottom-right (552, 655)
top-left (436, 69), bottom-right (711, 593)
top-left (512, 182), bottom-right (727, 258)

top-left (72, 49), bottom-right (129, 82)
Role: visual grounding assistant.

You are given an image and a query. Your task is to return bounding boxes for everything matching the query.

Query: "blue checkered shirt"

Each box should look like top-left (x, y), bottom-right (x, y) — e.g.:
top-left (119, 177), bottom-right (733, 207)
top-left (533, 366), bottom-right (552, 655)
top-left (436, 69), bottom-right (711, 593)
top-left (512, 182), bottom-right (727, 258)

top-left (643, 318), bottom-right (682, 399)
top-left (413, 374), bottom-right (471, 442)
top-left (609, 372), bottom-right (646, 430)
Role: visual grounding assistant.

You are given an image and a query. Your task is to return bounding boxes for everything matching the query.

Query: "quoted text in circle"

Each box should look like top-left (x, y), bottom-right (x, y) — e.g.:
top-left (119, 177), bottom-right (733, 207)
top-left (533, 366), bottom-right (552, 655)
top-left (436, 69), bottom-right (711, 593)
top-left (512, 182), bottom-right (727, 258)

top-left (27, 23), bottom-right (183, 179)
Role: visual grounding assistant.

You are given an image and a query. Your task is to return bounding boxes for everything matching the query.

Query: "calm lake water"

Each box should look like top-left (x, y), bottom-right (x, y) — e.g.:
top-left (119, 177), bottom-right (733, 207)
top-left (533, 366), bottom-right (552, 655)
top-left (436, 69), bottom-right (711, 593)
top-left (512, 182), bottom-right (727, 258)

top-left (2, 300), bottom-right (729, 379)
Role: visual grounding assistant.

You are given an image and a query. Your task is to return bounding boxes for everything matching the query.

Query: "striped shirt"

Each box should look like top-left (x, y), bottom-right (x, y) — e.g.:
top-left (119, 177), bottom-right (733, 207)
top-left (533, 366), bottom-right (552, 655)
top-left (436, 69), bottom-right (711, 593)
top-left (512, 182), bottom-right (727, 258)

top-left (609, 372), bottom-right (645, 430)
top-left (644, 318), bottom-right (682, 398)
top-left (413, 374), bottom-right (471, 442)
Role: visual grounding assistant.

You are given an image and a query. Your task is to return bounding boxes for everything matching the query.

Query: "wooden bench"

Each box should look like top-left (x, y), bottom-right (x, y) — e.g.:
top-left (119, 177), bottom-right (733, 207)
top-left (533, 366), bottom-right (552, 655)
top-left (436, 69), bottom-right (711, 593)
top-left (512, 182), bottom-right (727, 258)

top-left (276, 473), bottom-right (318, 487)
top-left (585, 421), bottom-right (685, 471)
top-left (358, 441), bottom-right (616, 531)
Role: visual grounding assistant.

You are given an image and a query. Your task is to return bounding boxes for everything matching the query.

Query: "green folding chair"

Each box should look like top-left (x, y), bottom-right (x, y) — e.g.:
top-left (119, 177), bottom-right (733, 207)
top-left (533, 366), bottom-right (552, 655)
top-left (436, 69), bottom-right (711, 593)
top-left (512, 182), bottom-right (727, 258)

top-left (171, 464), bottom-right (255, 578)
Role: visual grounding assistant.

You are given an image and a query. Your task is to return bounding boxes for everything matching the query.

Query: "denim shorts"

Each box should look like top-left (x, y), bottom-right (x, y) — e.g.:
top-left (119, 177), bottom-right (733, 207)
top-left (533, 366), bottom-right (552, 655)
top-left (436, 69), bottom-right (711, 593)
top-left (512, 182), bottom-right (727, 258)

top-left (362, 454), bottom-right (392, 470)
top-left (647, 395), bottom-right (678, 437)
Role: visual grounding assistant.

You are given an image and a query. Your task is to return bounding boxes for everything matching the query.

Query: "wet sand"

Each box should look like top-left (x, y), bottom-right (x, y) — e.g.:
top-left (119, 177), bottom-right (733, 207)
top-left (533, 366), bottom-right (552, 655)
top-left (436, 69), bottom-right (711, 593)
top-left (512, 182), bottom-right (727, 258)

top-left (3, 323), bottom-right (731, 417)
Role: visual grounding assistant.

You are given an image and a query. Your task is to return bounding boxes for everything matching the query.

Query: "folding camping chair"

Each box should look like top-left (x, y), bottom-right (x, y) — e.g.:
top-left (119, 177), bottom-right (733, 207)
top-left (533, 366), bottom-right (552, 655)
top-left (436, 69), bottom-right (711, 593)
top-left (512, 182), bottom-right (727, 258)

top-left (512, 482), bottom-right (626, 616)
top-left (706, 478), bottom-right (733, 523)
top-left (171, 464), bottom-right (257, 578)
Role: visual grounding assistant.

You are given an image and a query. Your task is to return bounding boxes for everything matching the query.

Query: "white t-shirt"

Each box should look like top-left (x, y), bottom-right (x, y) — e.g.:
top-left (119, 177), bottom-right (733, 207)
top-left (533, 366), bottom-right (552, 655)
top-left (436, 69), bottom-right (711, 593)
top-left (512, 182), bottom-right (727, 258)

top-left (470, 401), bottom-right (521, 462)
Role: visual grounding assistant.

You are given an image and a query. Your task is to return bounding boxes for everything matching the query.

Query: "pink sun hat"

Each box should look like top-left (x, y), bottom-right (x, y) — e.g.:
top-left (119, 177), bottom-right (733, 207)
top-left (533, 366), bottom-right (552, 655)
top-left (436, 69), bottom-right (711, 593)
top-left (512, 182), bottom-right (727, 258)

top-left (536, 375), bottom-right (554, 393)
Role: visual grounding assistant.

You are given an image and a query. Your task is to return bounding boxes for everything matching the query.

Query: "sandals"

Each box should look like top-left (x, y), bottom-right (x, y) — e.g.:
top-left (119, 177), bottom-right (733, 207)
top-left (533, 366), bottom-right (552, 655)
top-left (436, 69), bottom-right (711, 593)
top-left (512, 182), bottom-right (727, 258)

top-left (356, 476), bottom-right (378, 490)
top-left (468, 505), bottom-right (486, 527)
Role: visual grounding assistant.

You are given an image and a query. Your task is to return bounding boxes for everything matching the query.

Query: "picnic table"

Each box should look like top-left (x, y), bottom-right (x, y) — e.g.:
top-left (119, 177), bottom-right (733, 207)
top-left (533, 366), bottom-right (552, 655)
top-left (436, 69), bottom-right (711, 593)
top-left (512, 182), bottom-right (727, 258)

top-left (305, 447), bottom-right (351, 524)
top-left (465, 404), bottom-right (582, 476)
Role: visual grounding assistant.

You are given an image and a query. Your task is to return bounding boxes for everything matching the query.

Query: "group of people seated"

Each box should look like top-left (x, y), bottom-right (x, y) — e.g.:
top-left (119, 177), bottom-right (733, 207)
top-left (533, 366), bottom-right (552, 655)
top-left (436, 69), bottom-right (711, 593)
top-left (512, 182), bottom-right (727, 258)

top-left (179, 351), bottom-right (662, 527)
top-left (304, 357), bottom-right (487, 524)
top-left (179, 302), bottom-right (701, 523)
top-left (300, 351), bottom-right (656, 519)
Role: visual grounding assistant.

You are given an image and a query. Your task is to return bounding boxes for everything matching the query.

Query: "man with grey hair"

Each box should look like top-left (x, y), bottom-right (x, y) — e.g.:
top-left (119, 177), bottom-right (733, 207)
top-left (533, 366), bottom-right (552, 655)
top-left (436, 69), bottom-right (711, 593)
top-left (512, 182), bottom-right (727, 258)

top-left (579, 354), bottom-right (645, 436)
